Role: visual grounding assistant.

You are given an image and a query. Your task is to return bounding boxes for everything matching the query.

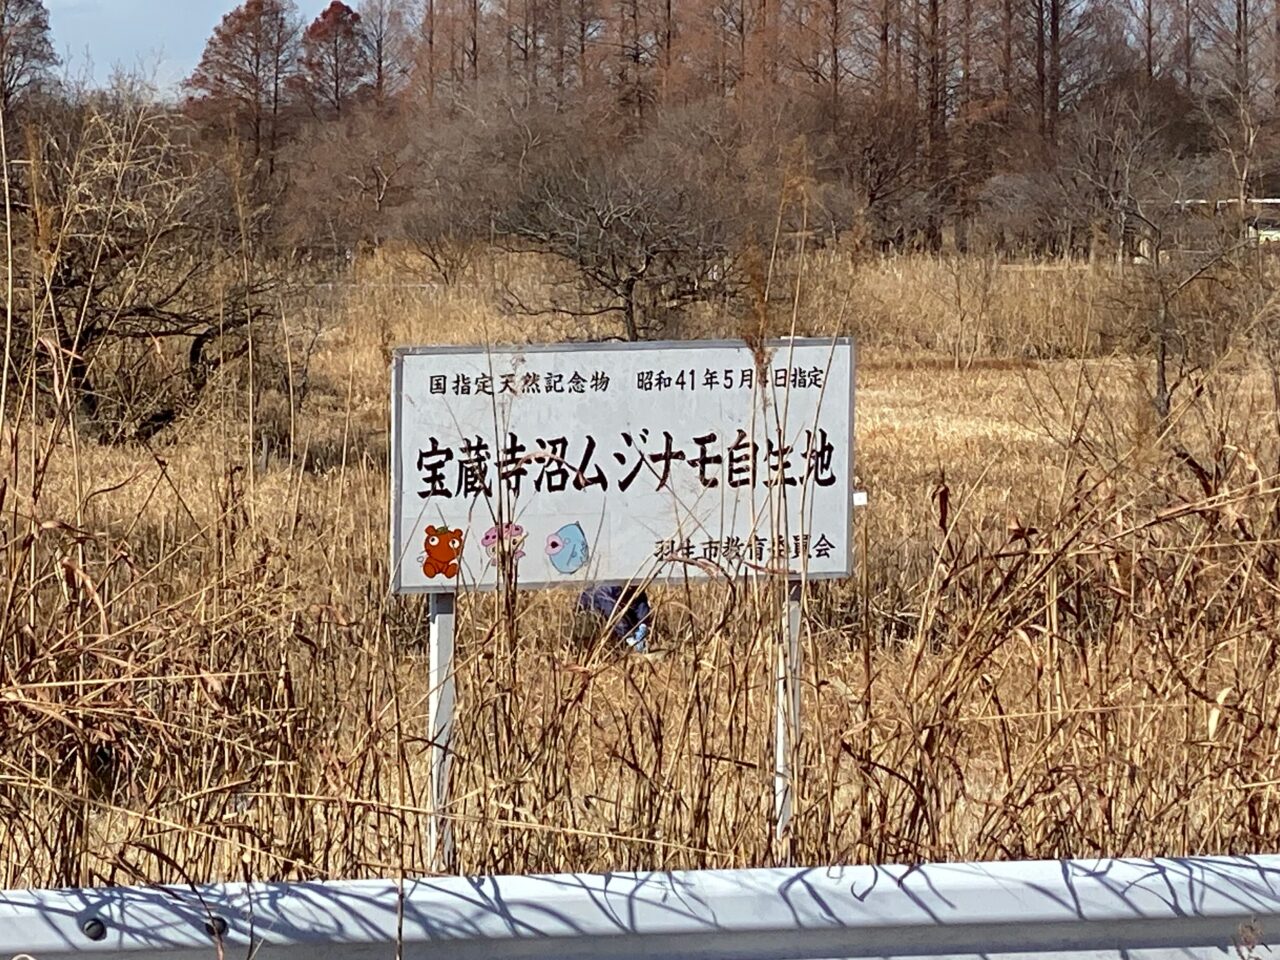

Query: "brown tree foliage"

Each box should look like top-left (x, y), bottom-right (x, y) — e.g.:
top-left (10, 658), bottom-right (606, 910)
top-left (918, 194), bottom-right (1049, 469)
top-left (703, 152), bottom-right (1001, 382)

top-left (184, 0), bottom-right (302, 175)
top-left (295, 1), bottom-right (372, 115)
top-left (168, 0), bottom-right (1280, 294)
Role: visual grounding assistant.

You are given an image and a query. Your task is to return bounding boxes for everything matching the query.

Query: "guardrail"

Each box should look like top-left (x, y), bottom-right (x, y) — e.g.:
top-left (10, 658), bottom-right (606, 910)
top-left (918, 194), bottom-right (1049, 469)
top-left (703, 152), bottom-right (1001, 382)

top-left (2, 855), bottom-right (1278, 959)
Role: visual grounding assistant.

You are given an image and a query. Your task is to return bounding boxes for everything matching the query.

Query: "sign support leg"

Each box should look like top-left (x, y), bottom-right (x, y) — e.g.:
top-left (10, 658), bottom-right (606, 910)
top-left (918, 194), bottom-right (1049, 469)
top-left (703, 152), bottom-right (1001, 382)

top-left (428, 592), bottom-right (457, 873)
top-left (774, 580), bottom-right (802, 857)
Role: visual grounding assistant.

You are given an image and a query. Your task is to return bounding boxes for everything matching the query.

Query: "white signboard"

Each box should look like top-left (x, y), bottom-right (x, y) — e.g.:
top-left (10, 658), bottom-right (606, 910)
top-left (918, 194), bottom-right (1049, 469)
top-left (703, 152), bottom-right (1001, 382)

top-left (390, 338), bottom-right (854, 593)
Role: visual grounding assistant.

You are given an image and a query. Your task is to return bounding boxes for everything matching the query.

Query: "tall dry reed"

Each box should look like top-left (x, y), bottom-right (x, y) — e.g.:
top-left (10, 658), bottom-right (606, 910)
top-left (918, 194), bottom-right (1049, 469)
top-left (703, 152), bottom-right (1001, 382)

top-left (5, 243), bottom-right (1280, 888)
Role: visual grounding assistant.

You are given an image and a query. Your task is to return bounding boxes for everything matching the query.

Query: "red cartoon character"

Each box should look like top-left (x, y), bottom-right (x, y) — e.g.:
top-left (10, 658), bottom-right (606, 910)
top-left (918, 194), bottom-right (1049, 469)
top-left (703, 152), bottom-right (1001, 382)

top-left (421, 526), bottom-right (464, 579)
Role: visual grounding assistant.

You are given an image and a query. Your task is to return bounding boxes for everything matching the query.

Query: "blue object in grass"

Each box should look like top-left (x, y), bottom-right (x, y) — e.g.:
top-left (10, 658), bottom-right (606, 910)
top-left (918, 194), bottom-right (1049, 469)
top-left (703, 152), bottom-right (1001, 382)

top-left (578, 585), bottom-right (652, 652)
top-left (630, 623), bottom-right (649, 653)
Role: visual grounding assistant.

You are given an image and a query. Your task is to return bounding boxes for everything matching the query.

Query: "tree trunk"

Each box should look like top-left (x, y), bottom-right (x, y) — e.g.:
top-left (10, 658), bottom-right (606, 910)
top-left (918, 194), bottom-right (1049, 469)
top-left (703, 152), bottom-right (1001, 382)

top-left (1235, 0), bottom-right (1250, 110)
top-left (68, 353), bottom-right (99, 427)
top-left (663, 0), bottom-right (673, 96)
top-left (554, 0), bottom-right (565, 89)
top-left (1183, 0), bottom-right (1193, 91)
top-left (1047, 0), bottom-right (1060, 144)
top-left (1142, 0), bottom-right (1154, 80)
top-left (829, 0), bottom-right (840, 128)
top-left (879, 0), bottom-right (891, 93)
top-left (1001, 0), bottom-right (1012, 101)
top-left (576, 0), bottom-right (586, 86)
top-left (924, 0), bottom-right (946, 252)
top-left (623, 277), bottom-right (640, 340)
top-left (1034, 0), bottom-right (1046, 137)
top-left (470, 0), bottom-right (480, 83)
top-left (426, 0), bottom-right (436, 101)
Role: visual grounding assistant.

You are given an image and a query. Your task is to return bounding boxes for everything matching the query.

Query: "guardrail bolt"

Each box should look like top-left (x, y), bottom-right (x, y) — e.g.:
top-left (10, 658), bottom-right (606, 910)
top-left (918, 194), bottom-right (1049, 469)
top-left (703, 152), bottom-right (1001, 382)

top-left (205, 916), bottom-right (229, 938)
top-left (81, 917), bottom-right (107, 941)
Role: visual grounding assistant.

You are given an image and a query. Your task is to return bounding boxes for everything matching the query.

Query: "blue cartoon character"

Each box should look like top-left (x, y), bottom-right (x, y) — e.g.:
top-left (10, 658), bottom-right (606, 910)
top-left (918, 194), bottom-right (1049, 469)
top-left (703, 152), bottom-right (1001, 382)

top-left (546, 522), bottom-right (590, 575)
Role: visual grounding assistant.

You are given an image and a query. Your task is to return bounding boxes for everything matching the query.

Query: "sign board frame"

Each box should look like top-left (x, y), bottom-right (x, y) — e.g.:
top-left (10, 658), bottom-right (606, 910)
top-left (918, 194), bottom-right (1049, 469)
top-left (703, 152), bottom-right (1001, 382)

top-left (389, 337), bottom-right (856, 595)
top-left (389, 336), bottom-right (856, 872)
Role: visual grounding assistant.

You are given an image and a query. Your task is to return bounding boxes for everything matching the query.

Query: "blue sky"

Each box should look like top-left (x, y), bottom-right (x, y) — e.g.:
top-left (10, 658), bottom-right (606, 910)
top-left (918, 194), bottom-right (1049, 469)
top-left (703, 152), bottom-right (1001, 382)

top-left (46, 0), bottom-right (333, 90)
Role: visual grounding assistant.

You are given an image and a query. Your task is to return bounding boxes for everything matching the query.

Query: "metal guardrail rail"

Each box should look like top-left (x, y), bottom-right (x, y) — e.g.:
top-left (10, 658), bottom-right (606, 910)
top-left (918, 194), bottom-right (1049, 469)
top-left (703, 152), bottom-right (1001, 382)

top-left (2, 855), bottom-right (1279, 959)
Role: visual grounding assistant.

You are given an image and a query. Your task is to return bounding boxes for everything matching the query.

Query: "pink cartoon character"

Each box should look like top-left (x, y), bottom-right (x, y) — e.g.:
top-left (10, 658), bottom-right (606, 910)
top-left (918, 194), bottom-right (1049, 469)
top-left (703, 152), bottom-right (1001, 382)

top-left (481, 523), bottom-right (527, 564)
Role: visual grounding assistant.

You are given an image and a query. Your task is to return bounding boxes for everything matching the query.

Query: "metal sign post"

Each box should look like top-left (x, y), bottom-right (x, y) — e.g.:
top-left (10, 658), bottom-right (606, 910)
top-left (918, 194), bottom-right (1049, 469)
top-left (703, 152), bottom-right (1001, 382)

top-left (428, 593), bottom-right (457, 873)
top-left (774, 580), bottom-right (802, 856)
top-left (774, 493), bottom-right (866, 856)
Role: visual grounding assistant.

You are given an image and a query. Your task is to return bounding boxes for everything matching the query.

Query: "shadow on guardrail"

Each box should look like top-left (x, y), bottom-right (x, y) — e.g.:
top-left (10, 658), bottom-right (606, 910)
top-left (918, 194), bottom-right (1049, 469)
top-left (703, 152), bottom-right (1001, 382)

top-left (4, 855), bottom-right (1280, 958)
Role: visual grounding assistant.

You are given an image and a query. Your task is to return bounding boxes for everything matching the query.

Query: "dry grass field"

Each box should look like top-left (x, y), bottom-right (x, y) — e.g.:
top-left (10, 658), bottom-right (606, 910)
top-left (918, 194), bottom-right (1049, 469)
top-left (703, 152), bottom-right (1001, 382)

top-left (5, 249), bottom-right (1280, 889)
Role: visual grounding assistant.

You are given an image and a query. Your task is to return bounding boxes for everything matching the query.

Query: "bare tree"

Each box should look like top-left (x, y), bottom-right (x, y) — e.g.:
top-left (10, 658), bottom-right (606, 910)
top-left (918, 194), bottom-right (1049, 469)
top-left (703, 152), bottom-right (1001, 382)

top-left (502, 168), bottom-right (736, 338)
top-left (286, 106), bottom-right (415, 249)
top-left (782, 0), bottom-right (846, 123)
top-left (1058, 81), bottom-right (1167, 260)
top-left (411, 0), bottom-right (486, 90)
top-left (16, 83), bottom-right (281, 440)
top-left (921, 0), bottom-right (949, 249)
top-left (0, 0), bottom-right (55, 116)
top-left (1196, 0), bottom-right (1272, 223)
top-left (1179, 0), bottom-right (1197, 89)
top-left (431, 101), bottom-right (758, 338)
top-left (359, 0), bottom-right (414, 102)
top-left (1123, 0), bottom-right (1170, 80)
top-left (818, 93), bottom-right (924, 246)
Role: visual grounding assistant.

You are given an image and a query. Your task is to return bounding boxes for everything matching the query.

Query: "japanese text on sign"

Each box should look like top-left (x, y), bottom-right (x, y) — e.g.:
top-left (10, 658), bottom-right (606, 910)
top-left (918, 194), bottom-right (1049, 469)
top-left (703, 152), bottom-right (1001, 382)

top-left (413, 428), bottom-right (837, 500)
